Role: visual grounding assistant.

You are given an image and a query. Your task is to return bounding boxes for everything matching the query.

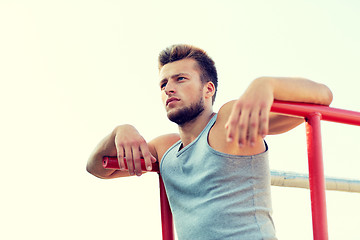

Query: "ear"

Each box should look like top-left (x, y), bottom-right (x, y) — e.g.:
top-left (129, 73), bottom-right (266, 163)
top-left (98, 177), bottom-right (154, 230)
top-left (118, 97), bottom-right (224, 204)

top-left (204, 81), bottom-right (215, 99)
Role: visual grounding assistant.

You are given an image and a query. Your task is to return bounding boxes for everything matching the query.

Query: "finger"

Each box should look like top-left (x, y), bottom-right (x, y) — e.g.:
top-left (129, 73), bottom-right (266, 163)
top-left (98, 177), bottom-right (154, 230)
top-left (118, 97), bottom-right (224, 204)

top-left (117, 146), bottom-right (125, 170)
top-left (237, 108), bottom-right (250, 147)
top-left (248, 109), bottom-right (260, 146)
top-left (132, 145), bottom-right (142, 176)
top-left (225, 101), bottom-right (242, 142)
top-left (124, 145), bottom-right (135, 175)
top-left (259, 108), bottom-right (270, 138)
top-left (139, 143), bottom-right (153, 171)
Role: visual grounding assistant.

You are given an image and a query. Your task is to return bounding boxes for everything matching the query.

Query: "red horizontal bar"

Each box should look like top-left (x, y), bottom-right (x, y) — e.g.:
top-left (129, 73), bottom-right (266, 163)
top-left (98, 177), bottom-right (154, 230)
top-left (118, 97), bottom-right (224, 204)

top-left (102, 156), bottom-right (160, 172)
top-left (271, 100), bottom-right (360, 126)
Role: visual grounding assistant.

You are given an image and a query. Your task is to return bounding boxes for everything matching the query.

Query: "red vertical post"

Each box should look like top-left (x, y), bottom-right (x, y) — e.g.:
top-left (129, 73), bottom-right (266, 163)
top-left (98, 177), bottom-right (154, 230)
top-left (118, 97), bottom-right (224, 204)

top-left (158, 174), bottom-right (175, 240)
top-left (306, 113), bottom-right (328, 240)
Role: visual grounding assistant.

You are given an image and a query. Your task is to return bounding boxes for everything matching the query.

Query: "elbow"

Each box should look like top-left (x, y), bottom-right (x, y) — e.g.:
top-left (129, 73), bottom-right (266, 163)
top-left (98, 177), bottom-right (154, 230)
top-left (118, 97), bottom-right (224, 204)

top-left (322, 85), bottom-right (333, 106)
top-left (86, 162), bottom-right (97, 177)
top-left (86, 163), bottom-right (93, 175)
top-left (86, 160), bottom-right (115, 179)
top-left (86, 161), bottom-right (103, 179)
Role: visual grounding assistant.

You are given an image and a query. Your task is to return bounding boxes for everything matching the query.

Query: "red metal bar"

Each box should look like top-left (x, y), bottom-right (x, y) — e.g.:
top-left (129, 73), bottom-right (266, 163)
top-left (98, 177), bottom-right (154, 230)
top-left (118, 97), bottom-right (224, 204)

top-left (102, 156), bottom-right (159, 172)
top-left (271, 100), bottom-right (360, 239)
top-left (103, 157), bottom-right (174, 240)
top-left (158, 174), bottom-right (175, 240)
top-left (102, 101), bottom-right (360, 240)
top-left (306, 113), bottom-right (328, 240)
top-left (271, 100), bottom-right (360, 126)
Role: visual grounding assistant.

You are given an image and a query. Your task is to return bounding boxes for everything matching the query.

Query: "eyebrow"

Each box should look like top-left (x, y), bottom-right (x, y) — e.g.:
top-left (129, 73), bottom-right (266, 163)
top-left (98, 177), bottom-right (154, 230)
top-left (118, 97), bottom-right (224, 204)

top-left (159, 73), bottom-right (191, 86)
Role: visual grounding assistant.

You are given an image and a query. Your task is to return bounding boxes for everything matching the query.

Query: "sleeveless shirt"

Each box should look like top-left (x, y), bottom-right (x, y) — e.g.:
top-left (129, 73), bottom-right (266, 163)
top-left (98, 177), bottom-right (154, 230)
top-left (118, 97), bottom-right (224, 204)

top-left (160, 114), bottom-right (277, 240)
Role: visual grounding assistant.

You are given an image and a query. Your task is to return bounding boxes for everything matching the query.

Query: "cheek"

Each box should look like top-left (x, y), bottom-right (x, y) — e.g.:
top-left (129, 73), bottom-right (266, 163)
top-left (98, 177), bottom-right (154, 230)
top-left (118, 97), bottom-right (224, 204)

top-left (161, 92), bottom-right (167, 104)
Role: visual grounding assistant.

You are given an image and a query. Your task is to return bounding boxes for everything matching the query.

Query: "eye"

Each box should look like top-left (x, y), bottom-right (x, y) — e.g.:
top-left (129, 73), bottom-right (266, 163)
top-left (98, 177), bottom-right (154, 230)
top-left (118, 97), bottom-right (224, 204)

top-left (177, 77), bottom-right (185, 81)
top-left (160, 82), bottom-right (167, 90)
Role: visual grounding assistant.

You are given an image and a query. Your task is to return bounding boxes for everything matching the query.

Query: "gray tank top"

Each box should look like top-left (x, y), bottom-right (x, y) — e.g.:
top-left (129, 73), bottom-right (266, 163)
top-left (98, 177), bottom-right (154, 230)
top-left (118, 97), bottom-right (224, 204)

top-left (160, 114), bottom-right (277, 240)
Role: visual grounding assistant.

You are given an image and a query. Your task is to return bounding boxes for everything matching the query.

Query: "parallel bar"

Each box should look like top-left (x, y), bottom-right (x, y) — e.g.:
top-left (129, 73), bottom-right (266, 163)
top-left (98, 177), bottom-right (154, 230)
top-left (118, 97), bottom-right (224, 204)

top-left (306, 113), bottom-right (328, 240)
top-left (271, 100), bottom-right (360, 126)
top-left (159, 175), bottom-right (175, 240)
top-left (103, 101), bottom-right (360, 240)
top-left (103, 157), bottom-right (174, 239)
top-left (102, 156), bottom-right (159, 172)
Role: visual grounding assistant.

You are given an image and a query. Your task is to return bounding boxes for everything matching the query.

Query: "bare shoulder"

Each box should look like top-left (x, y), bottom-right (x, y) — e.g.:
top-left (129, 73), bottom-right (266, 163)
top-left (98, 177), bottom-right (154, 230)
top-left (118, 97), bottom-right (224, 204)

top-left (215, 100), bottom-right (236, 126)
top-left (210, 101), bottom-right (236, 153)
top-left (216, 100), bottom-right (303, 135)
top-left (149, 133), bottom-right (180, 162)
top-left (210, 100), bottom-right (266, 155)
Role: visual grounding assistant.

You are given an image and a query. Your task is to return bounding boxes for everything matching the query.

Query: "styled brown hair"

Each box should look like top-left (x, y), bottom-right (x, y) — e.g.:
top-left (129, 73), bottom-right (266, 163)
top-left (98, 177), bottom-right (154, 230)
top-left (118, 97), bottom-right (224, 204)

top-left (158, 44), bottom-right (218, 104)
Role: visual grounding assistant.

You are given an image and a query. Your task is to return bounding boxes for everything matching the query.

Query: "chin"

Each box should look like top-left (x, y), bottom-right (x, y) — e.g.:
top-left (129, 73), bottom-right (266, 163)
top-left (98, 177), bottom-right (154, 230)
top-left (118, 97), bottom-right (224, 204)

top-left (166, 109), bottom-right (178, 120)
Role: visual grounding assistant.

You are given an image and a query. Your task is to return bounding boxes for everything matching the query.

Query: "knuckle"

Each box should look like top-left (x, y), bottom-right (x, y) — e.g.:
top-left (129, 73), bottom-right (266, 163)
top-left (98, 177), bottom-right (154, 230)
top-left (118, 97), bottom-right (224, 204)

top-left (250, 120), bottom-right (257, 128)
top-left (126, 139), bottom-right (137, 146)
top-left (126, 155), bottom-right (133, 162)
top-left (250, 133), bottom-right (257, 140)
top-left (238, 122), bottom-right (246, 129)
top-left (260, 103), bottom-right (268, 109)
top-left (237, 101), bottom-right (252, 110)
top-left (228, 118), bottom-right (238, 126)
top-left (238, 133), bottom-right (246, 141)
top-left (138, 138), bottom-right (146, 145)
top-left (117, 152), bottom-right (123, 159)
top-left (234, 100), bottom-right (243, 109)
top-left (115, 138), bottom-right (123, 147)
top-left (260, 117), bottom-right (267, 123)
top-left (243, 103), bottom-right (252, 109)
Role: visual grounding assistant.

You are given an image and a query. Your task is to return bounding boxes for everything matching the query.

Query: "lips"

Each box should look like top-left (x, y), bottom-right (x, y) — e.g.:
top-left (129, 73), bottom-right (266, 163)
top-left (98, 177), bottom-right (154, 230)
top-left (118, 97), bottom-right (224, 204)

top-left (166, 97), bottom-right (180, 106)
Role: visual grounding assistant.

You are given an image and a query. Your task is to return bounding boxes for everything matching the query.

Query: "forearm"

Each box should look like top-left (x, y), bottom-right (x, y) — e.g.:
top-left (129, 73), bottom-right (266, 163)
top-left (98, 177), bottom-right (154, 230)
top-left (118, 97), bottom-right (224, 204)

top-left (225, 76), bottom-right (333, 144)
top-left (86, 130), bottom-right (119, 179)
top-left (87, 124), bottom-right (157, 178)
top-left (255, 77), bottom-right (333, 105)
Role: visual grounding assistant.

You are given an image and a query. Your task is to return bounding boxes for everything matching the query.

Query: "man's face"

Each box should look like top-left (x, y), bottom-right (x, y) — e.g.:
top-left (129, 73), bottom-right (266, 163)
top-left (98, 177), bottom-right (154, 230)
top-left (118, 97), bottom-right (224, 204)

top-left (159, 58), bottom-right (205, 125)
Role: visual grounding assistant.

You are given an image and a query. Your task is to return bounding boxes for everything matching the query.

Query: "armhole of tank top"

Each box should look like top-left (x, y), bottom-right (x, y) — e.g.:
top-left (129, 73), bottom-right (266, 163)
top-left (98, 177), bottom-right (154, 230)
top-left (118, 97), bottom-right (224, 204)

top-left (160, 139), bottom-right (182, 172)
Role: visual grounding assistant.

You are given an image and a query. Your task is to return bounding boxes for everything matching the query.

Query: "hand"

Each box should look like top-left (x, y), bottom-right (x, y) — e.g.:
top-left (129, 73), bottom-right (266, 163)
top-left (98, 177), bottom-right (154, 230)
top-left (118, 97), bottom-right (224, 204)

top-left (225, 78), bottom-right (274, 147)
top-left (114, 125), bottom-right (156, 176)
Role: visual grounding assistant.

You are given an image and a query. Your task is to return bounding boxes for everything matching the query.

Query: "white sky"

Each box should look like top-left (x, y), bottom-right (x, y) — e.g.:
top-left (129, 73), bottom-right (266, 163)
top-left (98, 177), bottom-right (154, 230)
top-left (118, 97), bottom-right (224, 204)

top-left (1, 0), bottom-right (360, 239)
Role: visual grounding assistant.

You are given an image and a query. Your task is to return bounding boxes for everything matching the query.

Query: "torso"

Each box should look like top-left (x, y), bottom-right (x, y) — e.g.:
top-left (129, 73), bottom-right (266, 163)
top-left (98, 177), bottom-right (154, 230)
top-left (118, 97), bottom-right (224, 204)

top-left (158, 113), bottom-right (276, 240)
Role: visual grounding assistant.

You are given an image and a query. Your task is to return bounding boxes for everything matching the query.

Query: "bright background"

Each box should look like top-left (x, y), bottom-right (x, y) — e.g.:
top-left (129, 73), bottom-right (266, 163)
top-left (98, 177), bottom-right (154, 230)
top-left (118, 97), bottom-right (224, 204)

top-left (1, 0), bottom-right (359, 239)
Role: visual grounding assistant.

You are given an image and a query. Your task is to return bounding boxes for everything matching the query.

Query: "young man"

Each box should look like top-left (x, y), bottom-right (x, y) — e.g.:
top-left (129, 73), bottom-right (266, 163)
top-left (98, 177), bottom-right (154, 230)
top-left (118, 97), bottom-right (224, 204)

top-left (87, 44), bottom-right (333, 239)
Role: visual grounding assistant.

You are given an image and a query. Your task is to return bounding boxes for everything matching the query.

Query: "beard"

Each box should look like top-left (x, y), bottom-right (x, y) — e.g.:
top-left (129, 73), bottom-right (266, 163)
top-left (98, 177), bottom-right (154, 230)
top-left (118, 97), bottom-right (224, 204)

top-left (167, 97), bottom-right (205, 126)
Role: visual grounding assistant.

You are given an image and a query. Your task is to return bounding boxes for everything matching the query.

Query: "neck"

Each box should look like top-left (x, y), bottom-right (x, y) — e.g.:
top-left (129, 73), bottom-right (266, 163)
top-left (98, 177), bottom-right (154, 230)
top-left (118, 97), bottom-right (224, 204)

top-left (178, 108), bottom-right (215, 147)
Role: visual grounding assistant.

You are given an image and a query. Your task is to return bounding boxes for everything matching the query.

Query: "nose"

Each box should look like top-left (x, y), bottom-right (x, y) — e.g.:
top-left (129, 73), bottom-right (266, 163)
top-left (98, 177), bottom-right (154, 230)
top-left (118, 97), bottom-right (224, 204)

top-left (164, 81), bottom-right (176, 95)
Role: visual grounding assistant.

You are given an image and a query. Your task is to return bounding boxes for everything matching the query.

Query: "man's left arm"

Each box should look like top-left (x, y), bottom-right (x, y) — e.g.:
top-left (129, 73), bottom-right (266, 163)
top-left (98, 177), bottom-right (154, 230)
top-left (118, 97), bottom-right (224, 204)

top-left (225, 77), bottom-right (333, 147)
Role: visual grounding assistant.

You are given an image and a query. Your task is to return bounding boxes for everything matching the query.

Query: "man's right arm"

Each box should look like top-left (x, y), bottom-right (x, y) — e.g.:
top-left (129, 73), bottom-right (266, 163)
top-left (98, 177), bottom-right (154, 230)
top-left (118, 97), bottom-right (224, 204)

top-left (86, 124), bottom-right (157, 178)
top-left (86, 124), bottom-right (180, 179)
